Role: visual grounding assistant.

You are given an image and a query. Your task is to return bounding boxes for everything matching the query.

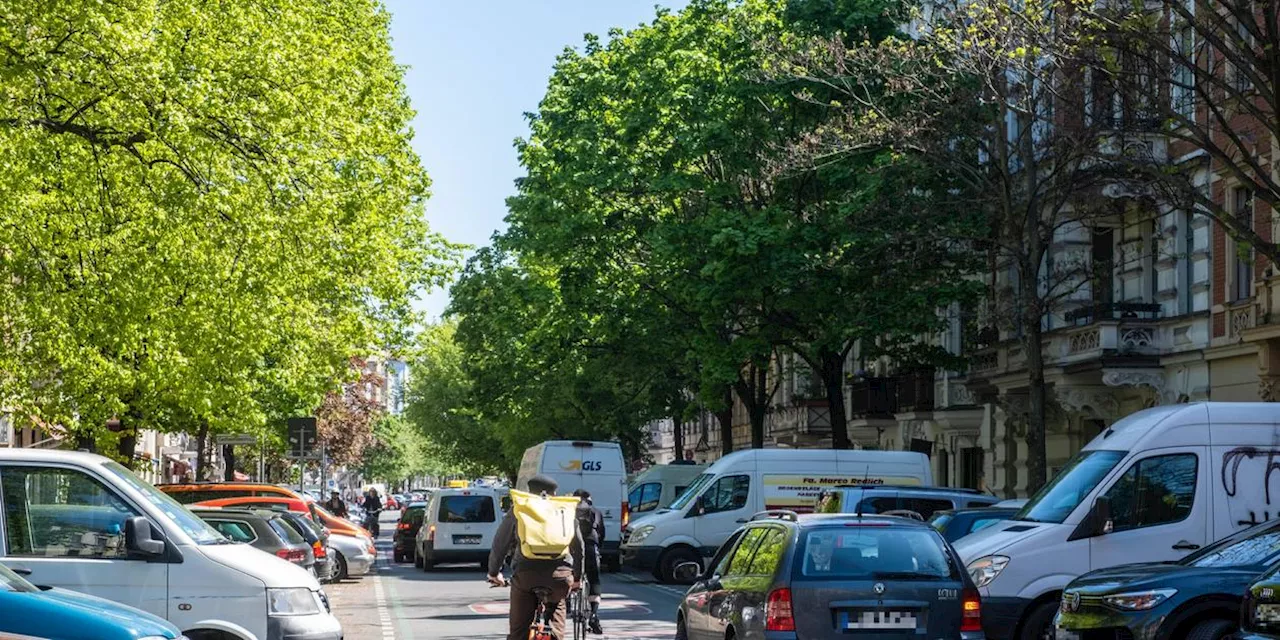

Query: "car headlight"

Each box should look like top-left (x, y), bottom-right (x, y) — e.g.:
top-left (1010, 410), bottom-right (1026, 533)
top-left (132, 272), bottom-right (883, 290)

top-left (966, 555), bottom-right (1010, 588)
top-left (267, 587), bottom-right (322, 616)
top-left (627, 525), bottom-right (655, 545)
top-left (1103, 589), bottom-right (1176, 611)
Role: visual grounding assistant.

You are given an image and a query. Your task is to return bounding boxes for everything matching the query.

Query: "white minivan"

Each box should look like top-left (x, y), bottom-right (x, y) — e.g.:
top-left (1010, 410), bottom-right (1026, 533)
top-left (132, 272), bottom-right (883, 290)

top-left (955, 402), bottom-right (1280, 640)
top-left (621, 448), bottom-right (932, 582)
top-left (518, 440), bottom-right (628, 570)
top-left (0, 448), bottom-right (341, 640)
top-left (628, 462), bottom-right (707, 516)
top-left (415, 486), bottom-right (501, 570)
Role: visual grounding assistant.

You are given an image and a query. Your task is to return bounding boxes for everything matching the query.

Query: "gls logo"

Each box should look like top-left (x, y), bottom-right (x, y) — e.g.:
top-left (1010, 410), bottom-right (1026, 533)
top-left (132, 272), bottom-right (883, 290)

top-left (559, 460), bottom-right (603, 472)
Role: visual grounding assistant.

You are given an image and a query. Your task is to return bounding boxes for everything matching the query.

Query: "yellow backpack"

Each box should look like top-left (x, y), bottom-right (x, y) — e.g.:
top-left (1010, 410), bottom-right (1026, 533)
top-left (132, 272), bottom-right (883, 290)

top-left (510, 489), bottom-right (580, 560)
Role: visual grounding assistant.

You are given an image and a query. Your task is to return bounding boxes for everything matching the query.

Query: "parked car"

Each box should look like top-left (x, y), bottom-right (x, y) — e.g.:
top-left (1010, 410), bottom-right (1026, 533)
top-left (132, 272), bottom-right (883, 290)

top-left (957, 402), bottom-right (1280, 640)
top-left (191, 507), bottom-right (317, 574)
top-left (1241, 562), bottom-right (1280, 639)
top-left (0, 448), bottom-right (341, 640)
top-left (158, 481), bottom-right (306, 504)
top-left (416, 487), bottom-right (500, 570)
top-left (823, 486), bottom-right (1002, 521)
top-left (394, 502), bottom-right (428, 563)
top-left (674, 511), bottom-right (985, 640)
top-left (278, 510), bottom-right (336, 582)
top-left (195, 495), bottom-right (372, 539)
top-left (0, 561), bottom-right (184, 640)
top-left (520, 440), bottom-right (629, 570)
top-left (328, 531), bottom-right (377, 580)
top-left (929, 507), bottom-right (1020, 543)
top-left (623, 448), bottom-right (933, 583)
top-left (1055, 518), bottom-right (1280, 640)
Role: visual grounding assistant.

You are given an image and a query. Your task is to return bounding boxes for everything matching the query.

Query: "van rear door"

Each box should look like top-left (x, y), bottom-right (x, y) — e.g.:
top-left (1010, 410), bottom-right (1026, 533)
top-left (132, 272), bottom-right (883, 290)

top-left (1088, 446), bottom-right (1208, 570)
top-left (538, 442), bottom-right (626, 545)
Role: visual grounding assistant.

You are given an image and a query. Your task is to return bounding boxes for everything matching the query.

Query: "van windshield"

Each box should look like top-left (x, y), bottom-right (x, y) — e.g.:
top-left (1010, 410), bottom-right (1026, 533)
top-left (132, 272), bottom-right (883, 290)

top-left (669, 473), bottom-right (715, 511)
top-left (103, 461), bottom-right (224, 544)
top-left (1014, 450), bottom-right (1125, 524)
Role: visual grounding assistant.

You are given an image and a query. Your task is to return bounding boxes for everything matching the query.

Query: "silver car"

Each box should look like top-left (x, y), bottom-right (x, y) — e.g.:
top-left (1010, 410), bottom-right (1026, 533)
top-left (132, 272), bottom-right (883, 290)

top-left (327, 532), bottom-right (376, 579)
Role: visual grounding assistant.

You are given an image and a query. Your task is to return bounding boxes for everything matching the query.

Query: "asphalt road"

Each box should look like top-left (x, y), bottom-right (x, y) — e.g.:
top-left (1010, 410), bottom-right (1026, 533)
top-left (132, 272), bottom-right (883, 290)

top-left (328, 512), bottom-right (684, 640)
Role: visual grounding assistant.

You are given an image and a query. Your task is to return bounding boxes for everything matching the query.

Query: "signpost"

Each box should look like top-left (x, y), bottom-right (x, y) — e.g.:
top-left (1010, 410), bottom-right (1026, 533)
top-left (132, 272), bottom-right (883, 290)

top-left (286, 417), bottom-right (318, 459)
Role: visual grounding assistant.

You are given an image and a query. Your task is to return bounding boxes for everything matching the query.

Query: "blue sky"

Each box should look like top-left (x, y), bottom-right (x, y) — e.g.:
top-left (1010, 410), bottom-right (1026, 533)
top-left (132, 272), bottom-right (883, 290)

top-left (385, 1), bottom-right (690, 320)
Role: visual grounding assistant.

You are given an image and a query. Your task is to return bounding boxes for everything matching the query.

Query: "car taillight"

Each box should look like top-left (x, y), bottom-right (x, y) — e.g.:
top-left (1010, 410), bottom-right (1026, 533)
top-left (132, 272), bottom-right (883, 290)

top-left (276, 548), bottom-right (306, 564)
top-left (765, 588), bottom-right (795, 631)
top-left (622, 501), bottom-right (630, 529)
top-left (313, 541), bottom-right (326, 559)
top-left (961, 587), bottom-right (983, 632)
top-left (398, 522), bottom-right (411, 530)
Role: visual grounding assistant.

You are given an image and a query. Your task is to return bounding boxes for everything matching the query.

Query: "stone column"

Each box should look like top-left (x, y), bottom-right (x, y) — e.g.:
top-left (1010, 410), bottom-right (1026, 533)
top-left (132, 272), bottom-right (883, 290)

top-left (1259, 338), bottom-right (1280, 402)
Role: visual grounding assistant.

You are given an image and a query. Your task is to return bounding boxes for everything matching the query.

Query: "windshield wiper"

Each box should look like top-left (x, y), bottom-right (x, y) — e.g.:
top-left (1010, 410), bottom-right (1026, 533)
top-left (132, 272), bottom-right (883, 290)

top-left (1011, 516), bottom-right (1040, 522)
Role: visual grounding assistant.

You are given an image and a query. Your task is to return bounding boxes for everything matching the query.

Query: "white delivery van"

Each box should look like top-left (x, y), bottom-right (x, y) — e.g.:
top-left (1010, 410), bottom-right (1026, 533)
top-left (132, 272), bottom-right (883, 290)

top-left (621, 448), bottom-right (932, 582)
top-left (416, 486), bottom-right (501, 570)
top-left (0, 448), bottom-right (341, 640)
top-left (955, 402), bottom-right (1280, 640)
top-left (628, 462), bottom-right (707, 516)
top-left (518, 440), bottom-right (628, 570)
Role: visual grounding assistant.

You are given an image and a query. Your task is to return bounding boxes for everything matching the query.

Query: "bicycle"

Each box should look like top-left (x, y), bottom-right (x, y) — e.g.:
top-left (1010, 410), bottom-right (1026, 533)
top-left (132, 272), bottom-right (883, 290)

top-left (567, 577), bottom-right (589, 640)
top-left (490, 578), bottom-right (556, 640)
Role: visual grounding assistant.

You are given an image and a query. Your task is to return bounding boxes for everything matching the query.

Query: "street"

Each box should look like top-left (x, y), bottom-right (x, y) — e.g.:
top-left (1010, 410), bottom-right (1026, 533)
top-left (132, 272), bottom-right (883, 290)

top-left (328, 513), bottom-right (682, 640)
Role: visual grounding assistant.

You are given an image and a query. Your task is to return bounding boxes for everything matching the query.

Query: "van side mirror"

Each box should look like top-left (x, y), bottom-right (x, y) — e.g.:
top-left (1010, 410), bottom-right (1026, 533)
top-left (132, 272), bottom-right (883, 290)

top-left (1091, 497), bottom-right (1114, 536)
top-left (673, 561), bottom-right (703, 583)
top-left (125, 516), bottom-right (166, 557)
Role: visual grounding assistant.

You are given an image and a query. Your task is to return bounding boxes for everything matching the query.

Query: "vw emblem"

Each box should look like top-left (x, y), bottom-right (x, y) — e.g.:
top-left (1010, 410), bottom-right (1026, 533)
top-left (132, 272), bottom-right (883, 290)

top-left (873, 583), bottom-right (886, 595)
top-left (1063, 591), bottom-right (1081, 613)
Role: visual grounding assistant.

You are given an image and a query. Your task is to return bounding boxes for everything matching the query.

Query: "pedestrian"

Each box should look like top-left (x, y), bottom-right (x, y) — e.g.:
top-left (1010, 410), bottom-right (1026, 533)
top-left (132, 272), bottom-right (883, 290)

top-left (572, 489), bottom-right (606, 634)
top-left (487, 475), bottom-right (584, 640)
top-left (325, 490), bottom-right (348, 518)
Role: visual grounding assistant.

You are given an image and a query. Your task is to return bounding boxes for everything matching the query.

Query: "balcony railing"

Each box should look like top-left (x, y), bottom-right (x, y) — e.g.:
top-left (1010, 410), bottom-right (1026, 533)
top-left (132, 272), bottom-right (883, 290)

top-left (896, 369), bottom-right (936, 413)
top-left (1065, 302), bottom-right (1161, 326)
top-left (849, 378), bottom-right (899, 418)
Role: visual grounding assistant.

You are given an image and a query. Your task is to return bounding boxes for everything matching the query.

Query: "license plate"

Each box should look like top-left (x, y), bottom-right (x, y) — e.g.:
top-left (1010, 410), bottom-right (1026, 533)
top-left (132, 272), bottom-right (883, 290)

top-left (1258, 603), bottom-right (1280, 623)
top-left (840, 610), bottom-right (917, 630)
top-left (1054, 628), bottom-right (1081, 640)
top-left (453, 535), bottom-right (482, 545)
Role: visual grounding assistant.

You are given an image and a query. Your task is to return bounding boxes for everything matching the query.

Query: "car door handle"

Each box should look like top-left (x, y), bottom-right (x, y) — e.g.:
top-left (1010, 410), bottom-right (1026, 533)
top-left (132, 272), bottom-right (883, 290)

top-left (735, 518), bottom-right (748, 524)
top-left (9, 566), bottom-right (31, 576)
top-left (1172, 540), bottom-right (1201, 551)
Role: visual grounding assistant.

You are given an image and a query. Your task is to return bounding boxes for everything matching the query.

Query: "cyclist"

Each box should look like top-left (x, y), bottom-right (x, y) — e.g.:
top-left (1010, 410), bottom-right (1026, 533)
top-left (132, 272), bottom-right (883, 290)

top-left (572, 489), bottom-right (605, 635)
top-left (487, 475), bottom-right (584, 640)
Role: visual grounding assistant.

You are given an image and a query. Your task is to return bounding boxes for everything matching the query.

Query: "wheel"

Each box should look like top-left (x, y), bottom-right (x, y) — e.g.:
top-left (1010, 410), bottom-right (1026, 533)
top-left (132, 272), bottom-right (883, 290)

top-left (333, 551), bottom-right (349, 581)
top-left (1184, 618), bottom-right (1236, 640)
top-left (393, 550), bottom-right (405, 563)
top-left (1019, 601), bottom-right (1057, 640)
top-left (422, 550), bottom-right (435, 571)
top-left (675, 614), bottom-right (689, 640)
top-left (414, 548), bottom-right (424, 569)
top-left (658, 547), bottom-right (701, 585)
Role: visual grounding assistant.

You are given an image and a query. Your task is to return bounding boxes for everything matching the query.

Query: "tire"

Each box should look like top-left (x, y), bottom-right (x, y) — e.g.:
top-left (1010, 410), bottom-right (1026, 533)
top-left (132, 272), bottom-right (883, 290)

top-left (414, 547), bottom-right (424, 569)
top-left (658, 547), bottom-right (701, 585)
top-left (1019, 601), bottom-right (1057, 640)
top-left (675, 614), bottom-right (689, 640)
top-left (393, 551), bottom-right (405, 563)
top-left (1184, 618), bottom-right (1236, 640)
top-left (333, 551), bottom-right (349, 581)
top-left (422, 550), bottom-right (435, 571)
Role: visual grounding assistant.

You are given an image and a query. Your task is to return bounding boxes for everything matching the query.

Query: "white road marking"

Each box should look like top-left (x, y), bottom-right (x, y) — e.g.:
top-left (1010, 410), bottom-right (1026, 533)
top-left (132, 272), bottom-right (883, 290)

top-left (374, 573), bottom-right (396, 640)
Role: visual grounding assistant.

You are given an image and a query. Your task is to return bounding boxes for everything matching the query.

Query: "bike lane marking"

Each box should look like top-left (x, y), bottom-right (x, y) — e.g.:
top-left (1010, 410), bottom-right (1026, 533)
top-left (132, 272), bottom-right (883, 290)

top-left (374, 573), bottom-right (397, 640)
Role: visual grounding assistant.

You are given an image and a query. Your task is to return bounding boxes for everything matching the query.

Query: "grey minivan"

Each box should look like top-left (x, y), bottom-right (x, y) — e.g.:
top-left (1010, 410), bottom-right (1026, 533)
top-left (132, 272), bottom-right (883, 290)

top-left (675, 511), bottom-right (985, 639)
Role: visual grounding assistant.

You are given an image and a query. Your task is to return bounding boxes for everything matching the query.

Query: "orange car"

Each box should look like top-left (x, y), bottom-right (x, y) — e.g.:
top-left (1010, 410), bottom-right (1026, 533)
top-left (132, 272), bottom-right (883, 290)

top-left (158, 482), bottom-right (305, 504)
top-left (195, 495), bottom-right (372, 539)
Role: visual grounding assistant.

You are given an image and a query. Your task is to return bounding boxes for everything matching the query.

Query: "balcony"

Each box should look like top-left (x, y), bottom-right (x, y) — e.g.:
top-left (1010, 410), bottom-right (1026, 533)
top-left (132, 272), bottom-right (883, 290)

top-left (849, 378), bottom-right (899, 418)
top-left (1065, 302), bottom-right (1161, 326)
top-left (895, 369), bottom-right (936, 413)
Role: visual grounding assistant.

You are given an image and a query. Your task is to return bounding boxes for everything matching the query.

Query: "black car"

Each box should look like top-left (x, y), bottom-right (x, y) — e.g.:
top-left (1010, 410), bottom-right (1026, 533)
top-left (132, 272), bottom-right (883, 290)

top-left (1056, 518), bottom-right (1280, 640)
top-left (393, 501), bottom-right (427, 563)
top-left (928, 507), bottom-right (1019, 543)
top-left (1241, 562), bottom-right (1280, 639)
top-left (278, 510), bottom-right (335, 583)
top-left (675, 511), bottom-right (986, 640)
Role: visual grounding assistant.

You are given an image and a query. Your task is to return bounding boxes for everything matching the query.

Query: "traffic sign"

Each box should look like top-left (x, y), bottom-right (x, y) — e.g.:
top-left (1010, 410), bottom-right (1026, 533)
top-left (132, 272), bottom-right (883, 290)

top-left (286, 417), bottom-right (318, 459)
top-left (215, 434), bottom-right (257, 446)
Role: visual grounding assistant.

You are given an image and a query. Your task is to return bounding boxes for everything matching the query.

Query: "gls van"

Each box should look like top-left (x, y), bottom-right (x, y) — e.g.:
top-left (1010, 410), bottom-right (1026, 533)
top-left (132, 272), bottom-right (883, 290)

top-left (621, 448), bottom-right (932, 582)
top-left (0, 449), bottom-right (341, 640)
top-left (955, 402), bottom-right (1280, 640)
top-left (518, 440), bottom-right (627, 570)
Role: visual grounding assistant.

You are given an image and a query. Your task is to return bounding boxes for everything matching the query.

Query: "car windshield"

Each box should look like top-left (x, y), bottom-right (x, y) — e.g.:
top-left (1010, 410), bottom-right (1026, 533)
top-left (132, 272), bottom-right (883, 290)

top-left (439, 495), bottom-right (495, 523)
top-left (103, 461), bottom-right (225, 544)
top-left (669, 473), bottom-right (715, 511)
top-left (1186, 522), bottom-right (1280, 568)
top-left (928, 513), bottom-right (953, 532)
top-left (1015, 450), bottom-right (1126, 524)
top-left (794, 526), bottom-right (958, 581)
top-left (0, 563), bottom-right (37, 593)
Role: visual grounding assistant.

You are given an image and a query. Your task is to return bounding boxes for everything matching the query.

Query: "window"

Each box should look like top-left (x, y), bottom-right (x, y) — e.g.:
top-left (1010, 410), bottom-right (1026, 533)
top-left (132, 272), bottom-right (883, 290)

top-left (795, 527), bottom-right (955, 580)
top-left (268, 517), bottom-right (306, 545)
top-left (700, 475), bottom-right (749, 514)
top-left (970, 518), bottom-right (1006, 534)
top-left (960, 448), bottom-right (983, 490)
top-left (708, 530), bottom-right (745, 577)
top-left (209, 520), bottom-right (257, 543)
top-left (1231, 5), bottom-right (1255, 93)
top-left (1171, 8), bottom-right (1196, 121)
top-left (403, 506), bottom-right (425, 525)
top-left (900, 497), bottom-right (956, 520)
top-left (1092, 227), bottom-right (1115, 306)
top-left (747, 528), bottom-right (788, 576)
top-left (1, 466), bottom-right (139, 558)
top-left (439, 495), bottom-right (496, 523)
top-left (1234, 186), bottom-right (1255, 301)
top-left (1187, 522), bottom-right (1280, 568)
top-left (725, 528), bottom-right (767, 576)
top-left (629, 483), bottom-right (661, 513)
top-left (1018, 450), bottom-right (1126, 524)
top-left (670, 473), bottom-right (714, 511)
top-left (855, 496), bottom-right (898, 514)
top-left (1104, 453), bottom-right (1197, 532)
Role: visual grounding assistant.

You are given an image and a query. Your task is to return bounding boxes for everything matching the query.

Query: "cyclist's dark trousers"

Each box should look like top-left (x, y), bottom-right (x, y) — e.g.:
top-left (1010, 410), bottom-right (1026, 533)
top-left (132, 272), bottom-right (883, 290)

top-left (584, 543), bottom-right (602, 597)
top-left (509, 566), bottom-right (572, 640)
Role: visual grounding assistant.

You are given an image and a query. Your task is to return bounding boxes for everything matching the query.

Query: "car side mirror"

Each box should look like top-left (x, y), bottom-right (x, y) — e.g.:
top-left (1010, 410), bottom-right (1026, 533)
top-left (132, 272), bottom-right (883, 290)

top-left (673, 561), bottom-right (703, 583)
top-left (1091, 496), bottom-right (1113, 536)
top-left (125, 516), bottom-right (166, 557)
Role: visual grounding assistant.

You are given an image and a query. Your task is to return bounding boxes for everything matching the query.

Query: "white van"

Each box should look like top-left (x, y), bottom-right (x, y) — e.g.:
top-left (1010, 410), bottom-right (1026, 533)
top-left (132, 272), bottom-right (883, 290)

top-left (955, 402), bottom-right (1280, 640)
top-left (415, 486), bottom-right (501, 570)
top-left (620, 448), bottom-right (932, 582)
top-left (628, 462), bottom-right (707, 516)
top-left (518, 440), bottom-right (627, 569)
top-left (0, 448), bottom-right (340, 640)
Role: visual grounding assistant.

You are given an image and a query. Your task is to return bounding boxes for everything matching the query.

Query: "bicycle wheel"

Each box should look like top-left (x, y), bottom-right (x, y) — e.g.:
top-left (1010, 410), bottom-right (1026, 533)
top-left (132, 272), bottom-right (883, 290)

top-left (572, 591), bottom-right (586, 640)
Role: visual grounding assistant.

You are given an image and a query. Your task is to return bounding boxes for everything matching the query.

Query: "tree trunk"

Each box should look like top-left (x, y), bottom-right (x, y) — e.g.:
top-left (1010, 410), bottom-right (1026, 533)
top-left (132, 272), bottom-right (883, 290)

top-left (195, 422), bottom-right (209, 481)
top-left (821, 349), bottom-right (851, 450)
top-left (223, 444), bottom-right (236, 481)
top-left (670, 399), bottom-right (687, 461)
top-left (1021, 262), bottom-right (1049, 494)
top-left (716, 386), bottom-right (734, 456)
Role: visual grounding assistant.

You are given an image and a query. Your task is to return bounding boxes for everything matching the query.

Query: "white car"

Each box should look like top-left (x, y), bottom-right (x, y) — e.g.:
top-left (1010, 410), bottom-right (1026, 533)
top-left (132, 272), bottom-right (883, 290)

top-left (416, 487), bottom-right (501, 570)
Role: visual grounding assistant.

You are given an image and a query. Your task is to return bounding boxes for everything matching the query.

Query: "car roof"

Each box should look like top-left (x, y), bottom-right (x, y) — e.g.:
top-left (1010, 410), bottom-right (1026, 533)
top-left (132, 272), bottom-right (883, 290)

top-left (0, 448), bottom-right (112, 465)
top-left (835, 485), bottom-right (985, 495)
top-left (795, 513), bottom-right (936, 528)
top-left (189, 506), bottom-right (277, 520)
